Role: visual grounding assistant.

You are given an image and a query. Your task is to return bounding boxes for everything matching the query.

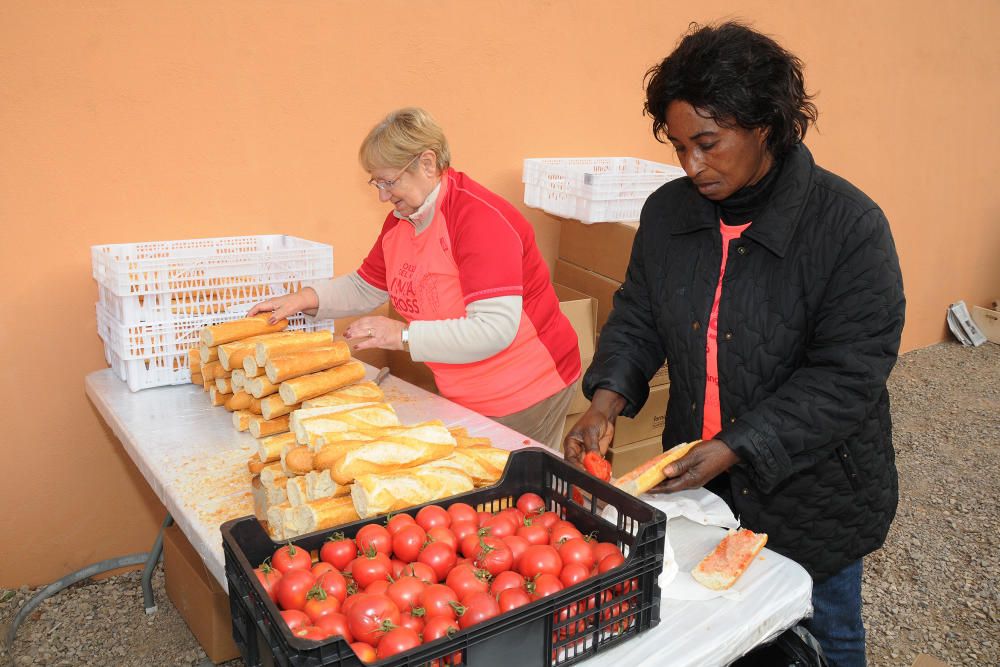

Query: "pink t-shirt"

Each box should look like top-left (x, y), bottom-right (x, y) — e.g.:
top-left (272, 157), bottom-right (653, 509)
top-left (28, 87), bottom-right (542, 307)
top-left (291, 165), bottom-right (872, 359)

top-left (357, 168), bottom-right (580, 416)
top-left (702, 220), bottom-right (752, 440)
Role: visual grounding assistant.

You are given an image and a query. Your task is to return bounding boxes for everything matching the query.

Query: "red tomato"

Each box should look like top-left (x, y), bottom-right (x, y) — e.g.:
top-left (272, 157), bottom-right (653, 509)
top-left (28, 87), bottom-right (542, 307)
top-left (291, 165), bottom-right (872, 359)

top-left (535, 511), bottom-right (560, 531)
top-left (497, 587), bottom-right (532, 613)
top-left (392, 524), bottom-right (428, 563)
top-left (311, 561), bottom-right (334, 578)
top-left (356, 524), bottom-right (392, 556)
top-left (398, 610), bottom-right (425, 634)
top-left (593, 542), bottom-right (621, 563)
top-left (390, 558), bottom-right (407, 579)
top-left (558, 538), bottom-right (596, 571)
top-left (528, 573), bottom-right (564, 600)
top-left (598, 552), bottom-right (626, 573)
top-left (351, 551), bottom-right (392, 589)
top-left (402, 561), bottom-right (438, 584)
top-left (304, 586), bottom-right (342, 624)
top-left (315, 611), bottom-right (352, 641)
top-left (280, 608), bottom-right (311, 632)
top-left (516, 492), bottom-right (545, 516)
top-left (426, 526), bottom-right (459, 551)
top-left (365, 579), bottom-right (391, 596)
top-left (314, 570), bottom-right (347, 602)
top-left (502, 535), bottom-right (530, 570)
top-left (420, 583), bottom-right (460, 620)
top-left (272, 543), bottom-right (312, 574)
top-left (474, 537), bottom-right (514, 576)
top-left (422, 615), bottom-right (460, 642)
top-left (350, 641), bottom-right (377, 664)
top-left (549, 521), bottom-right (584, 547)
top-left (320, 533), bottom-right (357, 571)
top-left (559, 563), bottom-right (591, 588)
top-left (276, 569), bottom-right (317, 611)
top-left (457, 591), bottom-right (500, 629)
top-left (386, 513), bottom-right (416, 536)
top-left (254, 563), bottom-right (283, 604)
top-left (376, 626), bottom-right (422, 660)
top-left (476, 511), bottom-right (492, 527)
top-left (419, 541), bottom-right (458, 582)
top-left (583, 451), bottom-right (612, 481)
top-left (387, 576), bottom-right (427, 612)
top-left (416, 505), bottom-right (452, 531)
top-left (450, 520), bottom-right (479, 543)
top-left (517, 545), bottom-right (563, 579)
top-left (446, 502), bottom-right (478, 525)
top-left (294, 625), bottom-right (330, 641)
top-left (446, 564), bottom-right (491, 602)
top-left (460, 533), bottom-right (483, 560)
top-left (516, 519), bottom-right (550, 546)
top-left (489, 570), bottom-right (525, 596)
top-left (345, 593), bottom-right (401, 646)
top-left (482, 514), bottom-right (517, 539)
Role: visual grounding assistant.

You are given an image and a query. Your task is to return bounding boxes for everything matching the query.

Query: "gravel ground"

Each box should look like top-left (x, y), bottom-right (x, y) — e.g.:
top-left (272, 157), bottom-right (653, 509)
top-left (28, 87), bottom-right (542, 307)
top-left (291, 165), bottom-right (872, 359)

top-left (2, 341), bottom-right (997, 667)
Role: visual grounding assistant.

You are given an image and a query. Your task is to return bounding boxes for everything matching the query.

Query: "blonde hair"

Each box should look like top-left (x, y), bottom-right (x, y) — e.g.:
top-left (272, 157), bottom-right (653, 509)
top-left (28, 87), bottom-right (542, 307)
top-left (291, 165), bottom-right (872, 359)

top-left (358, 107), bottom-right (451, 173)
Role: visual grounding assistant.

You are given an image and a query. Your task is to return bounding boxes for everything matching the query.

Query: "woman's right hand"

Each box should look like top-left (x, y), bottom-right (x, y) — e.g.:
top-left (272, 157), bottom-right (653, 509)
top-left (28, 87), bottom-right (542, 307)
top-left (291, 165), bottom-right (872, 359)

top-left (247, 288), bottom-right (319, 325)
top-left (563, 388), bottom-right (626, 471)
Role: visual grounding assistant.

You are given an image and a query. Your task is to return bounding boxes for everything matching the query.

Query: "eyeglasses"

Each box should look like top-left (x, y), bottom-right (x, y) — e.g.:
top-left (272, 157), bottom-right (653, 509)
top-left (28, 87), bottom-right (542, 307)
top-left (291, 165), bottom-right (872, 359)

top-left (368, 154), bottom-right (420, 192)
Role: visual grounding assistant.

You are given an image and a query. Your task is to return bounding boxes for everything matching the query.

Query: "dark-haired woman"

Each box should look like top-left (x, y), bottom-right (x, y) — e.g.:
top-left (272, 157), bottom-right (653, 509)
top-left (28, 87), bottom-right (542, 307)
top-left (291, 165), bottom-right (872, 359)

top-left (564, 22), bottom-right (904, 666)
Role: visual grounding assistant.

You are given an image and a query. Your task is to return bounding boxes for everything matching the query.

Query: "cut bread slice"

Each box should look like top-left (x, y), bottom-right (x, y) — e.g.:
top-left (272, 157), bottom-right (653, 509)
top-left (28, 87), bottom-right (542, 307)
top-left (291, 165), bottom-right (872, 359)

top-left (691, 528), bottom-right (768, 590)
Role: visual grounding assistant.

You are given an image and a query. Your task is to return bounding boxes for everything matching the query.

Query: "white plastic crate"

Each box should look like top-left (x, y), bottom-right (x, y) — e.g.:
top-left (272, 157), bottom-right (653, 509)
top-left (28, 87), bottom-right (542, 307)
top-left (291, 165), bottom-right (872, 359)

top-left (522, 157), bottom-right (686, 223)
top-left (96, 302), bottom-right (336, 361)
top-left (92, 235), bottom-right (333, 296)
top-left (104, 345), bottom-right (195, 392)
top-left (97, 280), bottom-right (307, 323)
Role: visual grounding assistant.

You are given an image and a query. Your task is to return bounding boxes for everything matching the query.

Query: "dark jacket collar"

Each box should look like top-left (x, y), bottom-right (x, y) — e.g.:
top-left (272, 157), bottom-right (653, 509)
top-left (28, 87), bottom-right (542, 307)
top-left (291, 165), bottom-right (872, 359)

top-left (671, 143), bottom-right (815, 258)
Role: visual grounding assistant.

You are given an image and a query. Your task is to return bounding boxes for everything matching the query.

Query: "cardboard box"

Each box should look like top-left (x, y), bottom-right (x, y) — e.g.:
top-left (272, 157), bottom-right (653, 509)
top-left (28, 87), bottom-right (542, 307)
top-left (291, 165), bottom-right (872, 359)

top-left (163, 524), bottom-right (238, 664)
top-left (558, 220), bottom-right (638, 283)
top-left (613, 382), bottom-right (669, 446)
top-left (608, 436), bottom-right (664, 478)
top-left (567, 354), bottom-right (594, 414)
top-left (972, 305), bottom-right (1000, 343)
top-left (555, 283), bottom-right (597, 360)
top-left (554, 259), bottom-right (622, 332)
top-left (649, 361), bottom-right (669, 387)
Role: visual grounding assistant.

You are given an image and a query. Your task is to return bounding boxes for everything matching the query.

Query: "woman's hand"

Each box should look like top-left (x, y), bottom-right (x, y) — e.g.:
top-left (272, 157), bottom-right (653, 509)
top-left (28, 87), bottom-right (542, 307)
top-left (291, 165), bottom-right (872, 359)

top-left (345, 316), bottom-right (406, 352)
top-left (652, 438), bottom-right (740, 493)
top-left (563, 389), bottom-right (626, 471)
top-left (247, 288), bottom-right (319, 325)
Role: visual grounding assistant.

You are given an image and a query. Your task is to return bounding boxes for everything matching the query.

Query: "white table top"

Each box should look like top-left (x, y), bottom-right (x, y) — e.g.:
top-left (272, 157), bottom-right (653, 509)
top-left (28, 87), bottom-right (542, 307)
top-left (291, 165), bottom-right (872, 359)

top-left (85, 367), bottom-right (812, 666)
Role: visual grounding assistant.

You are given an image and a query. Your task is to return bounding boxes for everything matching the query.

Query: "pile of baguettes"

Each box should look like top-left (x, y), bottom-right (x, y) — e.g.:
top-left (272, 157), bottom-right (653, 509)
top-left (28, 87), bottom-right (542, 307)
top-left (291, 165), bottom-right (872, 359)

top-left (188, 315), bottom-right (511, 541)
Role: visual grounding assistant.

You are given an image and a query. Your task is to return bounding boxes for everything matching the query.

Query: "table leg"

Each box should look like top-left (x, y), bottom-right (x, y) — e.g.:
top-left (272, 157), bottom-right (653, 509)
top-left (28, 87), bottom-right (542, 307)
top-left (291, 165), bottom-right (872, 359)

top-left (143, 513), bottom-right (174, 614)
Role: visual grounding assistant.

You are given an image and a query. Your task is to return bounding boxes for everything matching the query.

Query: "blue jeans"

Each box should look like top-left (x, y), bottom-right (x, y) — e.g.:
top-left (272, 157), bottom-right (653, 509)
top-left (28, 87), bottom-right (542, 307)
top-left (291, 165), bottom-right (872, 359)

top-left (806, 559), bottom-right (866, 667)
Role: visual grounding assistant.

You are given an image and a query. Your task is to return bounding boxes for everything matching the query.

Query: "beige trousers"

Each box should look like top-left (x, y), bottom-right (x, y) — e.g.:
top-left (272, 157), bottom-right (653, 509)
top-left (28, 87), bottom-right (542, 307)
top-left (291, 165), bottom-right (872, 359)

top-left (489, 380), bottom-right (579, 453)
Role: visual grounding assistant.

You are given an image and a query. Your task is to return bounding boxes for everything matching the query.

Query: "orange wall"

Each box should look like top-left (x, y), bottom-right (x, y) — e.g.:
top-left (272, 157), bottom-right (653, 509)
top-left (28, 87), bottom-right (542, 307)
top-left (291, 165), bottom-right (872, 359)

top-left (1, 1), bottom-right (997, 586)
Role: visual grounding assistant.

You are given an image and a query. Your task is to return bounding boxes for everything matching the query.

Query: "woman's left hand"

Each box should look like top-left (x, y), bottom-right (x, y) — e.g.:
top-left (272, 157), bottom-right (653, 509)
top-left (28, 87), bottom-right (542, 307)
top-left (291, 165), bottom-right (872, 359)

top-left (344, 316), bottom-right (406, 352)
top-left (653, 439), bottom-right (740, 493)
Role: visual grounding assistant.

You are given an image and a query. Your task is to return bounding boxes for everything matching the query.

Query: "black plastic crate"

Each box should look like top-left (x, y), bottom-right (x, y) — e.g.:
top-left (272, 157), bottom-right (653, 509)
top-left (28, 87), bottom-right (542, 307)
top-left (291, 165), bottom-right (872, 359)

top-left (222, 447), bottom-right (667, 667)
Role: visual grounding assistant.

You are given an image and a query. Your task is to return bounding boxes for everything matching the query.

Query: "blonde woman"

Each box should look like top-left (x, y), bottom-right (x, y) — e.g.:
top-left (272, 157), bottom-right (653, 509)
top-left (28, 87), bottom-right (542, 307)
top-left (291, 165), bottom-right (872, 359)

top-left (250, 108), bottom-right (580, 450)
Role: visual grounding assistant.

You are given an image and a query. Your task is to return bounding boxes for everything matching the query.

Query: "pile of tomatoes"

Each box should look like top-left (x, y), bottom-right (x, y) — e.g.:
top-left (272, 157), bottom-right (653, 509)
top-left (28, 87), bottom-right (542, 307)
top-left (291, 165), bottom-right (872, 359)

top-left (252, 492), bottom-right (637, 663)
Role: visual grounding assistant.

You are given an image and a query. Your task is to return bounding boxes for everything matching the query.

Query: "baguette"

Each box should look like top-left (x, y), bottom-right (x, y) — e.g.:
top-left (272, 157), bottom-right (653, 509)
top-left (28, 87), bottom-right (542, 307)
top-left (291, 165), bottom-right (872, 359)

top-left (230, 369), bottom-right (247, 391)
top-left (215, 377), bottom-right (234, 395)
top-left (201, 314), bottom-right (289, 347)
top-left (691, 528), bottom-right (768, 590)
top-left (260, 464), bottom-right (287, 488)
top-left (613, 440), bottom-right (701, 496)
top-left (301, 381), bottom-right (385, 408)
top-left (245, 375), bottom-right (281, 399)
top-left (329, 423), bottom-right (457, 486)
top-left (305, 470), bottom-right (352, 503)
top-left (219, 332), bottom-right (295, 371)
top-left (293, 495), bottom-right (360, 534)
top-left (255, 331), bottom-right (335, 366)
top-left (278, 361), bottom-right (367, 405)
top-left (297, 403), bottom-right (399, 446)
top-left (199, 344), bottom-right (219, 363)
top-left (285, 476), bottom-right (310, 506)
top-left (248, 457), bottom-right (282, 475)
top-left (188, 348), bottom-right (201, 369)
top-left (209, 386), bottom-right (227, 407)
top-left (225, 390), bottom-right (253, 412)
top-left (351, 464), bottom-right (474, 518)
top-left (243, 356), bottom-right (266, 378)
top-left (201, 360), bottom-right (226, 381)
top-left (291, 402), bottom-right (382, 444)
top-left (265, 342), bottom-right (352, 383)
top-left (248, 397), bottom-right (263, 415)
top-left (232, 410), bottom-right (253, 432)
top-left (261, 394), bottom-right (300, 421)
top-left (258, 432), bottom-right (297, 463)
top-left (284, 445), bottom-right (316, 475)
top-left (251, 475), bottom-right (267, 521)
top-left (190, 373), bottom-right (204, 386)
top-left (263, 478), bottom-right (288, 506)
top-left (265, 501), bottom-right (297, 540)
top-left (434, 450), bottom-right (501, 487)
top-left (312, 437), bottom-right (377, 471)
top-left (249, 414), bottom-right (290, 438)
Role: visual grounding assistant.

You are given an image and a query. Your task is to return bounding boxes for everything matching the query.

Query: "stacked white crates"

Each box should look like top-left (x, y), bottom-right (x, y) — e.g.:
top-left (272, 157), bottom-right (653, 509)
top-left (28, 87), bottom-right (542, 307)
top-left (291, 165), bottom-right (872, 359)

top-left (522, 157), bottom-right (686, 223)
top-left (92, 235), bottom-right (336, 391)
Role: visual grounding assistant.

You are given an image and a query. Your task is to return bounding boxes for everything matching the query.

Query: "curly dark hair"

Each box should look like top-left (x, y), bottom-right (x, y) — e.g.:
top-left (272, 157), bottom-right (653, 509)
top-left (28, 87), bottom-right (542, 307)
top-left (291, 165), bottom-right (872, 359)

top-left (644, 21), bottom-right (818, 157)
